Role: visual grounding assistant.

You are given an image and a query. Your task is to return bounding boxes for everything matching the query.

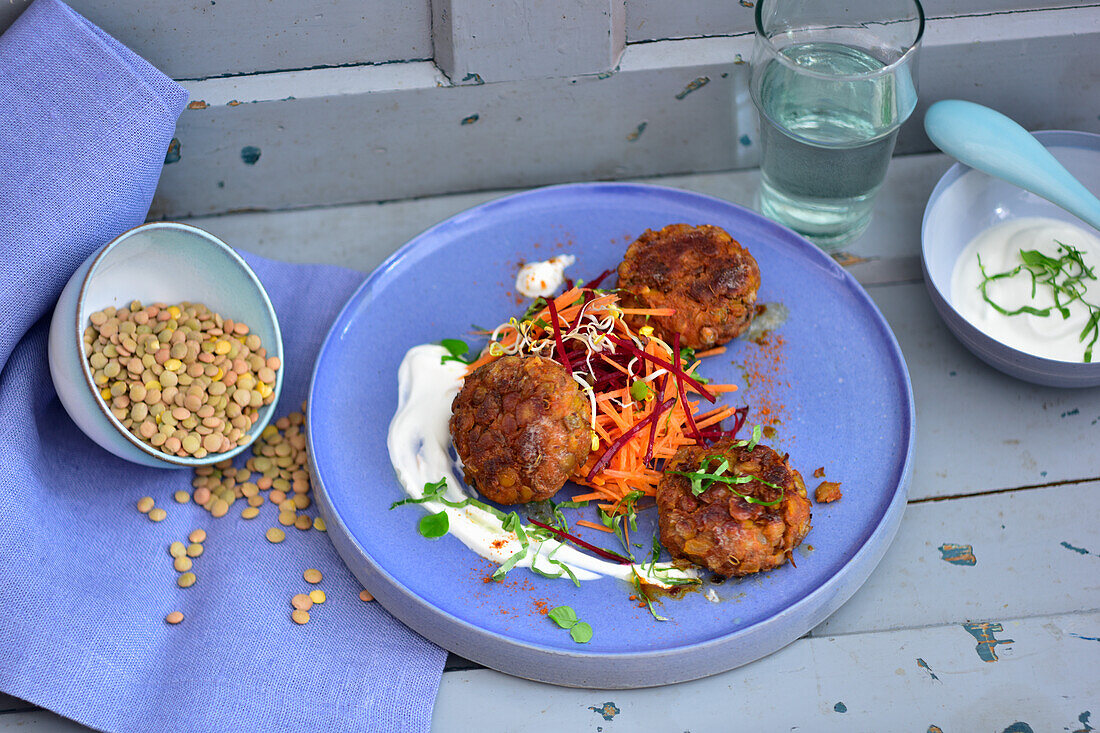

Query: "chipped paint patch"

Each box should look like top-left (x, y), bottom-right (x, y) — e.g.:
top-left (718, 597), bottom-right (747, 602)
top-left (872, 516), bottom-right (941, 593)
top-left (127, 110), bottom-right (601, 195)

top-left (938, 543), bottom-right (976, 565)
top-left (1070, 633), bottom-right (1100, 642)
top-left (740, 0), bottom-right (755, 6)
top-left (1002, 724), bottom-right (1034, 733)
top-left (164, 138), bottom-right (181, 165)
top-left (675, 77), bottom-right (710, 100)
top-left (588, 702), bottom-right (620, 721)
top-left (833, 702), bottom-right (847, 713)
top-left (1073, 710), bottom-right (1094, 732)
top-left (928, 727), bottom-right (944, 733)
top-left (627, 121), bottom-right (648, 142)
top-left (962, 621), bottom-right (1014, 662)
top-left (597, 71), bottom-right (613, 80)
top-left (240, 146), bottom-right (261, 165)
top-left (917, 658), bottom-right (939, 681)
top-left (1061, 408), bottom-right (1080, 418)
top-left (831, 251), bottom-right (869, 267)
top-left (186, 100), bottom-right (207, 110)
top-left (739, 134), bottom-right (752, 146)
top-left (227, 99), bottom-right (241, 107)
top-left (461, 72), bottom-right (484, 85)
top-left (1061, 541), bottom-right (1091, 555)
top-left (461, 114), bottom-right (480, 126)
top-left (734, 54), bottom-right (746, 65)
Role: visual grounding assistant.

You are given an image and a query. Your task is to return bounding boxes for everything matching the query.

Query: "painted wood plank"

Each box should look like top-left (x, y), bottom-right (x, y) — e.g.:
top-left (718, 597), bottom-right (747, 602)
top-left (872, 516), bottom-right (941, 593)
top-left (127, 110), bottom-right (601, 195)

top-left (0, 0), bottom-right (432, 80)
top-left (151, 6), bottom-right (1100, 217)
top-left (870, 282), bottom-right (1100, 499)
top-left (812, 481), bottom-right (1100, 636)
top-left (626, 0), bottom-right (1098, 42)
top-left (433, 0), bottom-right (625, 83)
top-left (431, 610), bottom-right (1099, 731)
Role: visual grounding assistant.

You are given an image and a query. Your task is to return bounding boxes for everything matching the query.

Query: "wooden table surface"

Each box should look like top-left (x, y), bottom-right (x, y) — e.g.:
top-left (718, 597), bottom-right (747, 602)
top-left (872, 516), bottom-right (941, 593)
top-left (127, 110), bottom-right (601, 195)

top-left (3, 151), bottom-right (1098, 732)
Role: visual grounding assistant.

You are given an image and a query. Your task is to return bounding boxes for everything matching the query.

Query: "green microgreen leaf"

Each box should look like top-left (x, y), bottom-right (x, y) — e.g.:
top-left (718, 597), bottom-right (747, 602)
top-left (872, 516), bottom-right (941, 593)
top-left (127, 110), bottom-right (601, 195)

top-left (547, 605), bottom-right (578, 629)
top-left (440, 338), bottom-right (473, 364)
top-left (631, 570), bottom-right (668, 622)
top-left (569, 622), bottom-right (593, 643)
top-left (666, 454), bottom-right (785, 506)
top-left (629, 379), bottom-right (651, 402)
top-left (418, 510), bottom-right (449, 538)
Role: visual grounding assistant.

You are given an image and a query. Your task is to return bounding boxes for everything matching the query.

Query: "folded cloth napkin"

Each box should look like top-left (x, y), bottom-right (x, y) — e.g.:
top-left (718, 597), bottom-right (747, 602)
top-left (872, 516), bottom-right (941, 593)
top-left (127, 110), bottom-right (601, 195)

top-left (0, 2), bottom-right (446, 731)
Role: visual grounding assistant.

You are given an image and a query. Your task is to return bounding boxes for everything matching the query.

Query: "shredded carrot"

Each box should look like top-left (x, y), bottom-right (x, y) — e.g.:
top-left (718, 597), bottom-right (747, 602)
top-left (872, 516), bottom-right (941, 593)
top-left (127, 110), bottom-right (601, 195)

top-left (466, 288), bottom-right (740, 514)
top-left (694, 346), bottom-right (727, 358)
top-left (575, 519), bottom-right (614, 533)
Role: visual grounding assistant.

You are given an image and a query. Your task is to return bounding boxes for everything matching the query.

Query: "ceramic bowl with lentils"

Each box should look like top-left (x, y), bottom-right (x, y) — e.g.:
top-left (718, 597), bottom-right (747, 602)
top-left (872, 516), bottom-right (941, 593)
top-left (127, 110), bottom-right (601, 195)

top-left (49, 222), bottom-right (284, 468)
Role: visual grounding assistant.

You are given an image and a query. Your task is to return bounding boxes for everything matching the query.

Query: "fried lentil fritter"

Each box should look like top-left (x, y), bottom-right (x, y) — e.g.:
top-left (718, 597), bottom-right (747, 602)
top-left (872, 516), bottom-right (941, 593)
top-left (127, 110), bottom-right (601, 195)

top-left (449, 355), bottom-right (591, 505)
top-left (616, 223), bottom-right (760, 350)
top-left (656, 438), bottom-right (811, 577)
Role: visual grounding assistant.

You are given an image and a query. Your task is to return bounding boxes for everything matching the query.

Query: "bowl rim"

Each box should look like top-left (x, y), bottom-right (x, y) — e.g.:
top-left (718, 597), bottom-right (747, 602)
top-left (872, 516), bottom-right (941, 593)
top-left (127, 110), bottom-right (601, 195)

top-left (74, 221), bottom-right (284, 466)
top-left (920, 128), bottom-right (1100, 370)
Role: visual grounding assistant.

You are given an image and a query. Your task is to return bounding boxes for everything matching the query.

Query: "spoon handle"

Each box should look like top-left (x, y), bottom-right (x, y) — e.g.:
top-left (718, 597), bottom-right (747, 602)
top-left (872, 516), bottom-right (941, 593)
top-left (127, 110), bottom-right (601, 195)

top-left (925, 100), bottom-right (1100, 231)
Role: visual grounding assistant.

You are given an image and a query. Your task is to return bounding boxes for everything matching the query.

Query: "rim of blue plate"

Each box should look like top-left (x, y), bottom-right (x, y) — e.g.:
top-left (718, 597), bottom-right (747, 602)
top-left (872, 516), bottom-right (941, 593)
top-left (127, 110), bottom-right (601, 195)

top-left (307, 181), bottom-right (916, 674)
top-left (75, 221), bottom-right (284, 467)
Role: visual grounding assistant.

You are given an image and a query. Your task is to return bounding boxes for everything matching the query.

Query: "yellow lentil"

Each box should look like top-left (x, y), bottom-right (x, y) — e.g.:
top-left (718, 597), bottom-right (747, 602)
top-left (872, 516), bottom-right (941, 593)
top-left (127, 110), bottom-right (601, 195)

top-left (294, 515), bottom-right (312, 531)
top-left (313, 517), bottom-right (326, 532)
top-left (266, 527), bottom-right (285, 543)
top-left (211, 499), bottom-right (229, 518)
top-left (291, 609), bottom-right (310, 625)
top-left (137, 496), bottom-right (155, 513)
top-left (303, 568), bottom-right (322, 584)
top-left (173, 490), bottom-right (191, 504)
top-left (173, 556), bottom-right (192, 572)
top-left (177, 572), bottom-right (196, 588)
top-left (308, 590), bottom-right (326, 604)
top-left (186, 542), bottom-right (204, 558)
top-left (278, 511), bottom-right (296, 526)
top-left (168, 541), bottom-right (186, 559)
top-left (241, 506), bottom-right (260, 519)
top-left (148, 508), bottom-right (167, 522)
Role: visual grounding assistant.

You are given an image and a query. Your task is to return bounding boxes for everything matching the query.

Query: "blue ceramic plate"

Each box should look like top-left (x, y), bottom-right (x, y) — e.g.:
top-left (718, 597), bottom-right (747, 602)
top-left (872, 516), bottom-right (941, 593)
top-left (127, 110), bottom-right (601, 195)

top-left (308, 183), bottom-right (915, 688)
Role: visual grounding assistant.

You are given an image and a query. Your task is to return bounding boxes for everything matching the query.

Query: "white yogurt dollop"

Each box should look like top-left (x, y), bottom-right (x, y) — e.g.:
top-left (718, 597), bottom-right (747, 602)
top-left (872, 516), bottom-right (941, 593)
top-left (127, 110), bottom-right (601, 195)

top-left (387, 343), bottom-right (697, 587)
top-left (515, 255), bottom-right (576, 298)
top-left (950, 217), bottom-right (1100, 363)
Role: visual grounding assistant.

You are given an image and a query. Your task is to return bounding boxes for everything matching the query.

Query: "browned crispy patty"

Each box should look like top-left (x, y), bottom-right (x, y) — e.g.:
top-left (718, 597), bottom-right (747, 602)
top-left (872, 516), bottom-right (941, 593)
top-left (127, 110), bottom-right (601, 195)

top-left (616, 224), bottom-right (760, 350)
top-left (449, 355), bottom-right (591, 505)
top-left (656, 438), bottom-right (811, 577)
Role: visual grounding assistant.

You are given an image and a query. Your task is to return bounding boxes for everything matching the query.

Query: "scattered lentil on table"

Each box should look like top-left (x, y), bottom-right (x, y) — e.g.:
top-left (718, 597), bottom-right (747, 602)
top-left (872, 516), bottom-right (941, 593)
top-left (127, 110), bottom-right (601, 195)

top-left (165, 611), bottom-right (184, 625)
top-left (84, 300), bottom-right (279, 458)
top-left (359, 590), bottom-right (374, 602)
top-left (303, 569), bottom-right (322, 584)
top-left (309, 590), bottom-right (326, 604)
top-left (147, 507), bottom-right (167, 522)
top-left (292, 593), bottom-right (313, 611)
top-left (136, 496), bottom-right (154, 513)
top-left (291, 609), bottom-right (310, 625)
top-left (177, 572), bottom-right (196, 588)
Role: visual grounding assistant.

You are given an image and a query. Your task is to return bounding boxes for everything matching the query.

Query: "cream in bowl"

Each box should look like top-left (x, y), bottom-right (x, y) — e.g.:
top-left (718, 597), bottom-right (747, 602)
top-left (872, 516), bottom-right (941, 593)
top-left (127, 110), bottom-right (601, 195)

top-left (950, 217), bottom-right (1100, 363)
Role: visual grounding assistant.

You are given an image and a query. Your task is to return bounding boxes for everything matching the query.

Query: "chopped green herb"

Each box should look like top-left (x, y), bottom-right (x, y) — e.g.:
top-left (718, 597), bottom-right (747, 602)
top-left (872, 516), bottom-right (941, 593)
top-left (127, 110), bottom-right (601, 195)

top-left (666, 454), bottom-right (785, 506)
top-left (746, 423), bottom-right (763, 451)
top-left (418, 510), bottom-right (449, 538)
top-left (977, 241), bottom-right (1100, 362)
top-left (492, 512), bottom-right (530, 581)
top-left (631, 569), bottom-right (668, 622)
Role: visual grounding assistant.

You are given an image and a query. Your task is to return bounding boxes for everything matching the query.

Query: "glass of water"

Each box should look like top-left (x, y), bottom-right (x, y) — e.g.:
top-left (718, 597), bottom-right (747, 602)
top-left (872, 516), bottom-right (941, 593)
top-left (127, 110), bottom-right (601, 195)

top-left (750, 0), bottom-right (924, 248)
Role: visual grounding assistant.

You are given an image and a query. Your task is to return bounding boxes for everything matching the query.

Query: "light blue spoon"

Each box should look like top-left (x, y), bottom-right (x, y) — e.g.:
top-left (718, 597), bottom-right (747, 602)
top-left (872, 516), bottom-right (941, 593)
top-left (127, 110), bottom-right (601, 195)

top-left (924, 99), bottom-right (1100, 231)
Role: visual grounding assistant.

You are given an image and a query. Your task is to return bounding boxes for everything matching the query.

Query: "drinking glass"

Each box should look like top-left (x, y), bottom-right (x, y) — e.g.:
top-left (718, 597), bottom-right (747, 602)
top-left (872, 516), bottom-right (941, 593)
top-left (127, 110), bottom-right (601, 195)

top-left (750, 0), bottom-right (924, 248)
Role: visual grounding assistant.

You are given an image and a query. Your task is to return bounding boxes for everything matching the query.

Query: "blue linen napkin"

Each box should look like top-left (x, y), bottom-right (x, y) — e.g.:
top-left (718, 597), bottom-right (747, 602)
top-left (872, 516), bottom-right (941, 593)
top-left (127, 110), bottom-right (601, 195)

top-left (0, 2), bottom-right (446, 731)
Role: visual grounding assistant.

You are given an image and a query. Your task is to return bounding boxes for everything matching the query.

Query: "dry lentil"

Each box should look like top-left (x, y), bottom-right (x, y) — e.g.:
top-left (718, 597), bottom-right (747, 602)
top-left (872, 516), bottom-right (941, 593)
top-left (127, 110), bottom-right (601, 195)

top-left (177, 572), bottom-right (196, 588)
top-left (189, 528), bottom-right (207, 543)
top-left (83, 300), bottom-right (279, 458)
top-left (174, 490), bottom-right (191, 504)
top-left (168, 541), bottom-right (186, 558)
top-left (265, 527), bottom-right (285, 543)
top-left (291, 593), bottom-right (313, 611)
top-left (211, 499), bottom-right (229, 518)
top-left (173, 556), bottom-right (193, 572)
top-left (241, 507), bottom-right (259, 519)
top-left (186, 542), bottom-right (204, 558)
top-left (136, 497), bottom-right (155, 513)
top-left (148, 507), bottom-right (167, 522)
top-left (308, 590), bottom-right (326, 604)
top-left (312, 517), bottom-right (326, 532)
top-left (294, 515), bottom-right (312, 531)
top-left (165, 611), bottom-right (184, 624)
top-left (291, 609), bottom-right (310, 625)
top-left (303, 568), bottom-right (322, 584)
top-left (359, 590), bottom-right (374, 602)
top-left (278, 511), bottom-right (296, 526)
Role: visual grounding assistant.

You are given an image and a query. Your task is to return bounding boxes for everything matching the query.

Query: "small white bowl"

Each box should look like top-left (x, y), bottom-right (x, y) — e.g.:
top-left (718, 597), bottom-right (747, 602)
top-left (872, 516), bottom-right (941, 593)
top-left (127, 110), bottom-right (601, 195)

top-left (49, 222), bottom-right (284, 467)
top-left (921, 130), bottom-right (1100, 388)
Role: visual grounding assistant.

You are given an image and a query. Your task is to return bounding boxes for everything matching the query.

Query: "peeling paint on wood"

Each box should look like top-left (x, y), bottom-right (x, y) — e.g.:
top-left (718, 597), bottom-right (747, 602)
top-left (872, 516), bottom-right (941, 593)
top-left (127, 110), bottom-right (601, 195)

top-left (938, 543), bottom-right (977, 565)
top-left (626, 121), bottom-right (647, 141)
top-left (928, 727), bottom-right (944, 733)
top-left (833, 702), bottom-right (847, 713)
top-left (460, 113), bottom-right (479, 125)
top-left (1061, 541), bottom-right (1091, 556)
top-left (187, 100), bottom-right (208, 110)
top-left (1069, 633), bottom-right (1100, 642)
top-left (240, 146), bottom-right (261, 165)
top-left (674, 76), bottom-right (710, 100)
top-left (588, 702), bottom-right (620, 720)
top-left (917, 658), bottom-right (940, 681)
top-left (1073, 710), bottom-right (1094, 732)
top-left (164, 138), bottom-right (181, 165)
top-left (962, 621), bottom-right (1014, 662)
top-left (1002, 723), bottom-right (1035, 733)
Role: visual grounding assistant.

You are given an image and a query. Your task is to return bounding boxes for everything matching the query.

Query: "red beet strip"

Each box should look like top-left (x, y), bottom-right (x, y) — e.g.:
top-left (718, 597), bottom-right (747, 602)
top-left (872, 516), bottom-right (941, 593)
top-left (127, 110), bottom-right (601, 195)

top-left (606, 334), bottom-right (715, 402)
top-left (643, 374), bottom-right (670, 466)
top-left (525, 517), bottom-right (632, 565)
top-left (586, 395), bottom-right (677, 481)
top-left (673, 333), bottom-right (704, 444)
top-left (585, 269), bottom-right (612, 290)
top-left (546, 297), bottom-right (573, 374)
